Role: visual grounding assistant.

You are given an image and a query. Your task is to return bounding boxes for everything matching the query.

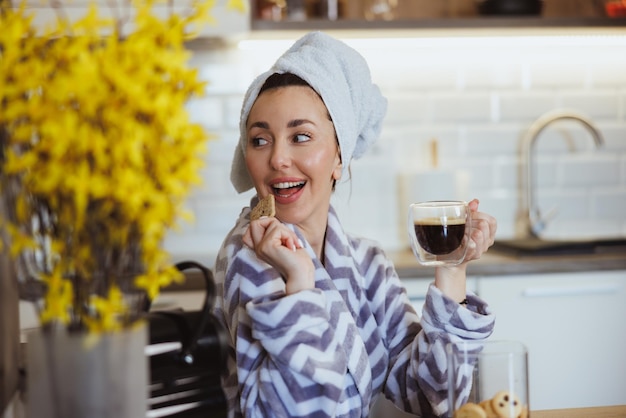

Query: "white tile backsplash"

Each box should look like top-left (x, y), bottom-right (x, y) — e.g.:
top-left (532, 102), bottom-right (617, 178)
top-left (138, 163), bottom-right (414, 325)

top-left (384, 93), bottom-right (431, 125)
top-left (593, 191), bottom-right (626, 220)
top-left (559, 91), bottom-right (620, 119)
top-left (463, 123), bottom-right (522, 156)
top-left (559, 154), bottom-right (621, 187)
top-left (498, 91), bottom-right (559, 121)
top-left (430, 92), bottom-right (492, 123)
top-left (526, 53), bottom-right (590, 88)
top-left (165, 35), bottom-right (626, 262)
top-left (187, 96), bottom-right (224, 129)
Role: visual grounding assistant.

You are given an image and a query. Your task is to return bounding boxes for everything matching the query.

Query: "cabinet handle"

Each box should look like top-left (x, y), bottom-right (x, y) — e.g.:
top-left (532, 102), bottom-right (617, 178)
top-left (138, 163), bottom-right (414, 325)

top-left (522, 283), bottom-right (621, 298)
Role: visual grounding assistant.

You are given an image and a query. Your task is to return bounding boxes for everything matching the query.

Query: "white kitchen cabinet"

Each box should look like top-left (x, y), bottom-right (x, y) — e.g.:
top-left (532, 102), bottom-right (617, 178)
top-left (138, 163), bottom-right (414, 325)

top-left (476, 270), bottom-right (626, 410)
top-left (402, 277), bottom-right (433, 314)
top-left (402, 277), bottom-right (478, 313)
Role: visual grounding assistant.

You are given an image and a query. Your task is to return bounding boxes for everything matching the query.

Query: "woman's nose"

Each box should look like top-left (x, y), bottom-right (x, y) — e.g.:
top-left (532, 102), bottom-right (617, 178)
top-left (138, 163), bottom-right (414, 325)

top-left (269, 140), bottom-right (291, 170)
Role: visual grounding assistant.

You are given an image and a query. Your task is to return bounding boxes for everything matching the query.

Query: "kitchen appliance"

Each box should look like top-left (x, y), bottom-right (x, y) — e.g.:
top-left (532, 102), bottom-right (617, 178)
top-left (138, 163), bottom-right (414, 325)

top-left (146, 261), bottom-right (228, 418)
top-left (477, 0), bottom-right (543, 15)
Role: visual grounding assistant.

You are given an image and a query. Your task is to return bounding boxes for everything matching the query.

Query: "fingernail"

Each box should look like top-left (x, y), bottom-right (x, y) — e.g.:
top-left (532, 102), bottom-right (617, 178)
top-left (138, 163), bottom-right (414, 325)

top-left (298, 238), bottom-right (304, 248)
top-left (291, 243), bottom-right (297, 252)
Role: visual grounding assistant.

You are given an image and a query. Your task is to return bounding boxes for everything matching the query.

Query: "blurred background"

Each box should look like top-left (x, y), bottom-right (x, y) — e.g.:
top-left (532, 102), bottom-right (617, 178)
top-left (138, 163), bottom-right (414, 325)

top-left (161, 0), bottom-right (626, 265)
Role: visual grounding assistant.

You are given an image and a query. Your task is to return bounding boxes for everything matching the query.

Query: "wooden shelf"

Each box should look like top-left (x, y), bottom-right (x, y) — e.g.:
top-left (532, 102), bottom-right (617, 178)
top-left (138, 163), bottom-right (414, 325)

top-left (251, 16), bottom-right (626, 32)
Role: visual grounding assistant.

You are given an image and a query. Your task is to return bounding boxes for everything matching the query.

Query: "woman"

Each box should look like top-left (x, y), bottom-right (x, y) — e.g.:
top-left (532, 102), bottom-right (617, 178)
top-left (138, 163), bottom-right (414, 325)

top-left (213, 32), bottom-right (497, 418)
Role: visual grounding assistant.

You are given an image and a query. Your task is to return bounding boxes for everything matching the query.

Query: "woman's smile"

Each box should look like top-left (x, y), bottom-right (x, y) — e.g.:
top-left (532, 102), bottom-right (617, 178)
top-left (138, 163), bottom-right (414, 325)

top-left (271, 179), bottom-right (306, 201)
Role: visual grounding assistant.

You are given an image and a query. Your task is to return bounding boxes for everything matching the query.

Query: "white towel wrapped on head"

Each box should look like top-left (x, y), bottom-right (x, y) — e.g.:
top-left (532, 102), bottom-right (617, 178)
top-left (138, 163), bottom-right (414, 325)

top-left (230, 31), bottom-right (388, 193)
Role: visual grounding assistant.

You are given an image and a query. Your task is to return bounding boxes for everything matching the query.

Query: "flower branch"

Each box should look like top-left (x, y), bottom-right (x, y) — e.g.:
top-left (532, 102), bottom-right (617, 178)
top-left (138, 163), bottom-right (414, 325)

top-left (0, 0), bottom-right (232, 332)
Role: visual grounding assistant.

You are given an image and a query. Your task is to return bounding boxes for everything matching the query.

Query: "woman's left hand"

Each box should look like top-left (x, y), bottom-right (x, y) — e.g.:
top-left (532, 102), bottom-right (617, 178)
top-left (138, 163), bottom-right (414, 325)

top-left (434, 198), bottom-right (497, 302)
top-left (462, 198), bottom-right (497, 263)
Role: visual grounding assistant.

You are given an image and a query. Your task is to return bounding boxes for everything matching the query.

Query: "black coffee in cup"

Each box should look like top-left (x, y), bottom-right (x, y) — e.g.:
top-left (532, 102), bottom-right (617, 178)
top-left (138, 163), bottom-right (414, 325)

top-left (414, 217), bottom-right (466, 255)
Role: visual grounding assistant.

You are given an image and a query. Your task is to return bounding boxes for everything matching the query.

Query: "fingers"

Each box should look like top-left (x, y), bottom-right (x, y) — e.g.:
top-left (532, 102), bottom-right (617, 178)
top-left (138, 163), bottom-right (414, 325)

top-left (245, 217), bottom-right (303, 253)
top-left (242, 228), bottom-right (253, 248)
top-left (463, 199), bottom-right (497, 262)
top-left (468, 198), bottom-right (480, 212)
top-left (467, 211), bottom-right (497, 258)
top-left (247, 216), bottom-right (271, 248)
top-left (243, 217), bottom-right (314, 293)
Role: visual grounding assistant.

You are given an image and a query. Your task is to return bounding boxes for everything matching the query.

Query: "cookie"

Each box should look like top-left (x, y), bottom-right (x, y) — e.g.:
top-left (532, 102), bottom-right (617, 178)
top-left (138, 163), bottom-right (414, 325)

top-left (479, 399), bottom-right (499, 418)
top-left (518, 405), bottom-right (529, 418)
top-left (490, 390), bottom-right (522, 418)
top-left (455, 403), bottom-right (487, 418)
top-left (250, 194), bottom-right (275, 220)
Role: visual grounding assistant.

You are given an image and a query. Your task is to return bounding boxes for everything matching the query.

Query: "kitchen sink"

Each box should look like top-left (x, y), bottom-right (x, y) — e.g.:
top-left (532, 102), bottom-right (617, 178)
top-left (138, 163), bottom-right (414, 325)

top-left (491, 237), bottom-right (626, 257)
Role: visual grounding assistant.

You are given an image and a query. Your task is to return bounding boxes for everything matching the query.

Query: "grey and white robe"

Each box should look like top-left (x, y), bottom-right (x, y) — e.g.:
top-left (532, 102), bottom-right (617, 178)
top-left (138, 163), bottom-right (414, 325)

top-left (213, 199), bottom-right (495, 418)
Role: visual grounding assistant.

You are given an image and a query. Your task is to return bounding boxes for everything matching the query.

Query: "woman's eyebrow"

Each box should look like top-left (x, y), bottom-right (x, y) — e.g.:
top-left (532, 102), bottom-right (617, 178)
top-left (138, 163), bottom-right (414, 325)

top-left (287, 119), bottom-right (313, 128)
top-left (249, 121), bottom-right (269, 129)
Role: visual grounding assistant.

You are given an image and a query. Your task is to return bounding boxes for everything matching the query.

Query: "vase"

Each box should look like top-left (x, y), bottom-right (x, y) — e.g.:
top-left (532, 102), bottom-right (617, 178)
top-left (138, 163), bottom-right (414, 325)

top-left (25, 322), bottom-right (148, 418)
top-left (0, 201), bottom-right (20, 411)
top-left (0, 251), bottom-right (20, 411)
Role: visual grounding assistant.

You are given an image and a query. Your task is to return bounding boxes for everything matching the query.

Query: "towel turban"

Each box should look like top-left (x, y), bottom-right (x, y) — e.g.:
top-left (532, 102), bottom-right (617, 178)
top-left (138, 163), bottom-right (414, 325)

top-left (230, 31), bottom-right (388, 193)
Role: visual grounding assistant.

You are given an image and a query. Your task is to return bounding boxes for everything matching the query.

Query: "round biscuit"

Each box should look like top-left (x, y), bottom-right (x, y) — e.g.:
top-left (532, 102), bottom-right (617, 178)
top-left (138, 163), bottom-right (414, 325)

top-left (480, 399), bottom-right (499, 418)
top-left (454, 403), bottom-right (488, 418)
top-left (490, 391), bottom-right (522, 418)
top-left (518, 405), bottom-right (529, 418)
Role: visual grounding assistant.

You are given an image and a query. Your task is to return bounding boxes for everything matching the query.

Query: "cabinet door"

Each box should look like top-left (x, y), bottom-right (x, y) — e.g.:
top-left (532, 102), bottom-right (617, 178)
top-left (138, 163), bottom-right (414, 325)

top-left (402, 277), bottom-right (478, 313)
top-left (477, 271), bottom-right (626, 410)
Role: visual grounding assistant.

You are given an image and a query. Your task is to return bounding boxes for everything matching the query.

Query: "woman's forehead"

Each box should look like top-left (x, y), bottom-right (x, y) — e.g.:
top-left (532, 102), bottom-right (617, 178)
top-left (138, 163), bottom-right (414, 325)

top-left (249, 86), bottom-right (329, 120)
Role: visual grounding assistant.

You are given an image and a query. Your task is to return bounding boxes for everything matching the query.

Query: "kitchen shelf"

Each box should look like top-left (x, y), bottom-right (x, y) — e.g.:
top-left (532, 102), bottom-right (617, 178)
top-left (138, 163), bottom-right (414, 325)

top-left (251, 16), bottom-right (626, 32)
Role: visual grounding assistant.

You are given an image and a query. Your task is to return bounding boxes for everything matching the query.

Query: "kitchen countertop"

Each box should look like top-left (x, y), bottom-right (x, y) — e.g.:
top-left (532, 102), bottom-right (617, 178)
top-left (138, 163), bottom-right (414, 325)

top-left (532, 404), bottom-right (626, 417)
top-left (4, 392), bottom-right (623, 418)
top-left (165, 247), bottom-right (626, 292)
top-left (389, 248), bottom-right (626, 279)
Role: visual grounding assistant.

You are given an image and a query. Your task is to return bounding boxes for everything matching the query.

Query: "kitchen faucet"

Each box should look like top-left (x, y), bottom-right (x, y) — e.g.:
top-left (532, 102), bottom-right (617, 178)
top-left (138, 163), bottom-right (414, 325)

top-left (517, 109), bottom-right (605, 238)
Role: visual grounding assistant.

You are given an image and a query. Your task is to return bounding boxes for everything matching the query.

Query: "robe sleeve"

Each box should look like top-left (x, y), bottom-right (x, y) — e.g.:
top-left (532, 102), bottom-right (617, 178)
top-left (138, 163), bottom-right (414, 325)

top-left (374, 252), bottom-right (495, 417)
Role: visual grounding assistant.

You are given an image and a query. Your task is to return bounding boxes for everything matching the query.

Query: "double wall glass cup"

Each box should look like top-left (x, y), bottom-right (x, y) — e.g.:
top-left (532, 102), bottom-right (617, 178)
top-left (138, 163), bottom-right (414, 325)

top-left (408, 201), bottom-right (471, 267)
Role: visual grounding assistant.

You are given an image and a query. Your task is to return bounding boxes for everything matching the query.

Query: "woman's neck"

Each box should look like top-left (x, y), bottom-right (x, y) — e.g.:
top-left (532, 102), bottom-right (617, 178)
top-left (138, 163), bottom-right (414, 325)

top-left (296, 214), bottom-right (329, 262)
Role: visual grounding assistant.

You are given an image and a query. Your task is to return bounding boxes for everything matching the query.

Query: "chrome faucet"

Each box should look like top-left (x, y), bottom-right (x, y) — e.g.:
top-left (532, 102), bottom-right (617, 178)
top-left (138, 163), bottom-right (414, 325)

top-left (517, 109), bottom-right (604, 238)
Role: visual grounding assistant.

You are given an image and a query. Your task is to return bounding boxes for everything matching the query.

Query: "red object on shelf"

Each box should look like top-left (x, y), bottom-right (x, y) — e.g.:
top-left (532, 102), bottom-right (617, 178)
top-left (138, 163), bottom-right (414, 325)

top-left (605, 0), bottom-right (626, 17)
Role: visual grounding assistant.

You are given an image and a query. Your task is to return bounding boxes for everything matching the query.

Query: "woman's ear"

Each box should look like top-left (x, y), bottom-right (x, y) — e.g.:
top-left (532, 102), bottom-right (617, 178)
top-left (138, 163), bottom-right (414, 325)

top-left (332, 156), bottom-right (343, 181)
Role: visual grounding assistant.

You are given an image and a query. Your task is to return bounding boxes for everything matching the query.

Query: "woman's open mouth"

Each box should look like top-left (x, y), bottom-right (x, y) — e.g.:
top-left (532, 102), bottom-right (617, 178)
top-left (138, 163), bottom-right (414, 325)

top-left (272, 181), bottom-right (305, 198)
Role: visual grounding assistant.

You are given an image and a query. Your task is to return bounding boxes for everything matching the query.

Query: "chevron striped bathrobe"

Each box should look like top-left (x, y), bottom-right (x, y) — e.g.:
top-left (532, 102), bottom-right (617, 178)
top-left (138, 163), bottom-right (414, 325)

top-left (213, 199), bottom-right (495, 418)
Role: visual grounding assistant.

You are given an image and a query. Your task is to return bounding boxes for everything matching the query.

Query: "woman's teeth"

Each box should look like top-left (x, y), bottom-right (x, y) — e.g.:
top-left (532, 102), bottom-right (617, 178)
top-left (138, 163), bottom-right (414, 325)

top-left (274, 181), bottom-right (304, 189)
top-left (273, 181), bottom-right (305, 195)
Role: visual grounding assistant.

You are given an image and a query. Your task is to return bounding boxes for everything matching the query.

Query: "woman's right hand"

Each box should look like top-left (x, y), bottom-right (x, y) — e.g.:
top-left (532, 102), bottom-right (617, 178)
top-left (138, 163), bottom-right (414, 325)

top-left (243, 217), bottom-right (316, 294)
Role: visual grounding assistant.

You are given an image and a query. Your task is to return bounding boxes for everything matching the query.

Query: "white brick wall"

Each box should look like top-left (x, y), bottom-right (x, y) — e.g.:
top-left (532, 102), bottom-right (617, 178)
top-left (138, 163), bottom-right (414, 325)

top-left (164, 34), bottom-right (626, 263)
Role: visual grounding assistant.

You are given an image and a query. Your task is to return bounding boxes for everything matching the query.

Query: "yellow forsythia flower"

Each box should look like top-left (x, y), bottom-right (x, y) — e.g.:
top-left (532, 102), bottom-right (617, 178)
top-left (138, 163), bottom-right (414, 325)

top-left (0, 0), bottom-right (241, 332)
top-left (227, 0), bottom-right (247, 13)
top-left (85, 286), bottom-right (128, 333)
top-left (39, 270), bottom-right (74, 326)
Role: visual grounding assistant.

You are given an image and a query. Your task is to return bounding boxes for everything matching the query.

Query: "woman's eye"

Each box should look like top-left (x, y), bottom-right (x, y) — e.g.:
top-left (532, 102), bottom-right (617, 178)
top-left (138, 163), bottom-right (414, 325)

top-left (293, 133), bottom-right (311, 143)
top-left (251, 137), bottom-right (268, 147)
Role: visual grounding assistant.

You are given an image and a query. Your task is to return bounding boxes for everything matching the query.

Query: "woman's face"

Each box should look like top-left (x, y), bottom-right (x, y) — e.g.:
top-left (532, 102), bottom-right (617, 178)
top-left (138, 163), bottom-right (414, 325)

top-left (245, 85), bottom-right (342, 228)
